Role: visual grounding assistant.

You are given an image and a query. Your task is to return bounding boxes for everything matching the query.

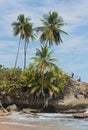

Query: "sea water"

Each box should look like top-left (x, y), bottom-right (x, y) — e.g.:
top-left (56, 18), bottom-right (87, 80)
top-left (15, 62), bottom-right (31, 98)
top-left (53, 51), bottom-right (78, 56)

top-left (0, 112), bottom-right (88, 130)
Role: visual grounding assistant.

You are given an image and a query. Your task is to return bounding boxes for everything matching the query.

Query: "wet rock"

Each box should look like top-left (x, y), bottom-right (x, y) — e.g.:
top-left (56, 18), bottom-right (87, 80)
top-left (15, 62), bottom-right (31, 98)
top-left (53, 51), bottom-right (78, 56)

top-left (23, 108), bottom-right (38, 114)
top-left (0, 109), bottom-right (11, 116)
top-left (73, 113), bottom-right (88, 118)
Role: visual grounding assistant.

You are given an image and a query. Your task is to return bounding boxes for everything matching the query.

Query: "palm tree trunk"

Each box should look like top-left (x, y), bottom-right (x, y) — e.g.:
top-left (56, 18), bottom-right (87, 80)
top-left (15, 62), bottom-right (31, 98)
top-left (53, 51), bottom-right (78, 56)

top-left (14, 35), bottom-right (21, 68)
top-left (41, 73), bottom-right (45, 103)
top-left (0, 101), bottom-right (8, 113)
top-left (24, 40), bottom-right (27, 70)
top-left (43, 95), bottom-right (53, 108)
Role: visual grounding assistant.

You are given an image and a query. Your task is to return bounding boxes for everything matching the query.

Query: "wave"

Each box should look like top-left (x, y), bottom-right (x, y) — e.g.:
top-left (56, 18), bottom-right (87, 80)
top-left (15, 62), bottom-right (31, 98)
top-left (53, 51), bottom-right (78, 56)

top-left (0, 122), bottom-right (36, 127)
top-left (0, 112), bottom-right (88, 130)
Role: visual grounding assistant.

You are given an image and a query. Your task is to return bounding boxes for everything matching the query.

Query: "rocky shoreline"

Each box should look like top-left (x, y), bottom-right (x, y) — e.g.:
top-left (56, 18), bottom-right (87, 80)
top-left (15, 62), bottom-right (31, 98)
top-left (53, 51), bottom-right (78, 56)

top-left (0, 104), bottom-right (88, 119)
top-left (0, 79), bottom-right (88, 118)
top-left (73, 113), bottom-right (88, 118)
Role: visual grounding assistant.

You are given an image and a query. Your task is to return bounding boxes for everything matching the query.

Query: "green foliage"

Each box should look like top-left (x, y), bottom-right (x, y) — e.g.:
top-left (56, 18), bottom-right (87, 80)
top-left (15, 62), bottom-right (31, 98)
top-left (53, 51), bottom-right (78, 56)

top-left (21, 64), bottom-right (41, 91)
top-left (21, 64), bottom-right (68, 98)
top-left (1, 79), bottom-right (9, 89)
top-left (0, 67), bottom-right (22, 94)
top-left (36, 11), bottom-right (67, 46)
top-left (0, 64), bottom-right (69, 102)
top-left (31, 45), bottom-right (58, 74)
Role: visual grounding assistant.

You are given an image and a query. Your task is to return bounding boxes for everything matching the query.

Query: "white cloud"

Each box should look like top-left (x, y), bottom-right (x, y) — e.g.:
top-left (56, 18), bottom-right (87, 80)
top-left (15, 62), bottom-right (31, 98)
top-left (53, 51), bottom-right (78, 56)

top-left (54, 34), bottom-right (88, 54)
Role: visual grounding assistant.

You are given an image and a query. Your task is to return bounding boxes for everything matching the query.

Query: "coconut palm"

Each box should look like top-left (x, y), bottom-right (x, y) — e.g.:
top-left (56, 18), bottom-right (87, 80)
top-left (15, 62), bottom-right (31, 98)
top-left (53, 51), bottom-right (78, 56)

top-left (12, 14), bottom-right (35, 69)
top-left (22, 63), bottom-right (67, 108)
top-left (36, 11), bottom-right (67, 46)
top-left (23, 18), bottom-right (35, 69)
top-left (31, 45), bottom-right (58, 100)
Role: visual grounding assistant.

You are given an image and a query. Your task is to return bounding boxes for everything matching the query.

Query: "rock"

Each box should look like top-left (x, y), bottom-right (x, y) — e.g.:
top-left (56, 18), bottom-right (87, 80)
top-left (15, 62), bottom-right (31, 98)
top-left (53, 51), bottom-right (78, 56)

top-left (62, 109), bottom-right (86, 114)
top-left (0, 109), bottom-right (11, 116)
top-left (23, 108), bottom-right (38, 114)
top-left (73, 113), bottom-right (88, 118)
top-left (7, 104), bottom-right (18, 112)
top-left (23, 108), bottom-right (32, 114)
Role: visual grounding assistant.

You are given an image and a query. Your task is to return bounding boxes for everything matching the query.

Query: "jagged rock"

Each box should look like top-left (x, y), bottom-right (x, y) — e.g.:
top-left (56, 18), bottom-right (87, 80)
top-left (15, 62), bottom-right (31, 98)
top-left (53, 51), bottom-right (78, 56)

top-left (7, 104), bottom-right (18, 112)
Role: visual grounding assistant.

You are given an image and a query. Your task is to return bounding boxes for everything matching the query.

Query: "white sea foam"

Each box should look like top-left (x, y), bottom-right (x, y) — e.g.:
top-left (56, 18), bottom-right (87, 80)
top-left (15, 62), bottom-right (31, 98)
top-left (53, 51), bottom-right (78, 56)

top-left (0, 112), bottom-right (88, 130)
top-left (0, 122), bottom-right (36, 127)
top-left (85, 109), bottom-right (88, 113)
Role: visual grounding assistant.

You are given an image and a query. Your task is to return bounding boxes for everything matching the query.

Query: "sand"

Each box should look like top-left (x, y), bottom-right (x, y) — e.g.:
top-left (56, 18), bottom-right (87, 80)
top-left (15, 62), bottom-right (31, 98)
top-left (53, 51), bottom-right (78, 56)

top-left (0, 113), bottom-right (78, 130)
top-left (0, 122), bottom-right (78, 130)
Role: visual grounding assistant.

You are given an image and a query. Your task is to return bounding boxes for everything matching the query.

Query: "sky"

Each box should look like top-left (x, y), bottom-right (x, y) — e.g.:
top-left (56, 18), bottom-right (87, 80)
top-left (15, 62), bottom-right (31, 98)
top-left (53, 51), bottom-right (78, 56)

top-left (0, 0), bottom-right (88, 82)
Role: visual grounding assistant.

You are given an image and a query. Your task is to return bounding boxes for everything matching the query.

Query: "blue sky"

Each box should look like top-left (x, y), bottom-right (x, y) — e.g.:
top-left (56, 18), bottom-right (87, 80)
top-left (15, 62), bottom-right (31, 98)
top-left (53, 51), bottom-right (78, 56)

top-left (0, 0), bottom-right (88, 82)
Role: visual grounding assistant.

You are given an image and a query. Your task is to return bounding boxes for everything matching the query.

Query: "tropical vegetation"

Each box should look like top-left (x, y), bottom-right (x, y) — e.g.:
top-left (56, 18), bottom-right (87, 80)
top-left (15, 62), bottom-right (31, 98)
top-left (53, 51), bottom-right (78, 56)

top-left (0, 11), bottom-right (69, 109)
top-left (30, 45), bottom-right (58, 100)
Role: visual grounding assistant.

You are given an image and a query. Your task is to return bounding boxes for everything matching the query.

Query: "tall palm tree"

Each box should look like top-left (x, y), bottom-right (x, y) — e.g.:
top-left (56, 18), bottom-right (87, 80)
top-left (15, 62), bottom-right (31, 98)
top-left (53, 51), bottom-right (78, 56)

top-left (36, 11), bottom-right (67, 46)
top-left (31, 45), bottom-right (58, 100)
top-left (12, 14), bottom-right (35, 69)
top-left (23, 18), bottom-right (35, 69)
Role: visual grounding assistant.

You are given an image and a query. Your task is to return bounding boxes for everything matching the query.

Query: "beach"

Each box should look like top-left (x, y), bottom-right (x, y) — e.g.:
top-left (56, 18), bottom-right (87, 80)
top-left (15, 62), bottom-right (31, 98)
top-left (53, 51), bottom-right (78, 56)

top-left (0, 123), bottom-right (77, 130)
top-left (0, 112), bottom-right (87, 130)
top-left (0, 114), bottom-right (78, 130)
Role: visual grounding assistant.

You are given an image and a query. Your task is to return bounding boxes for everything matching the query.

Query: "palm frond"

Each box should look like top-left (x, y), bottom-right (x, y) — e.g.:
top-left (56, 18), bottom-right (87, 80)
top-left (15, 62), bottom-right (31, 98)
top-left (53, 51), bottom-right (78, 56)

top-left (59, 29), bottom-right (68, 35)
top-left (36, 11), bottom-right (67, 45)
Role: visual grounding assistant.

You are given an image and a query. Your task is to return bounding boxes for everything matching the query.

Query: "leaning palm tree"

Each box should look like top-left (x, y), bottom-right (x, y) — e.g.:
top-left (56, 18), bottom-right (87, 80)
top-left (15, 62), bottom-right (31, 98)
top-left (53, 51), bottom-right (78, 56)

top-left (36, 11), bottom-right (67, 46)
top-left (12, 14), bottom-right (35, 69)
top-left (31, 45), bottom-right (58, 100)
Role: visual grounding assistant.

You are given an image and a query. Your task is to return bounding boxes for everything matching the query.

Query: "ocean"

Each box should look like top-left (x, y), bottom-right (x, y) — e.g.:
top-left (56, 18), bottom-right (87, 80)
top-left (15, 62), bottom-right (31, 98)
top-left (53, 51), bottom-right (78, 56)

top-left (0, 112), bottom-right (88, 130)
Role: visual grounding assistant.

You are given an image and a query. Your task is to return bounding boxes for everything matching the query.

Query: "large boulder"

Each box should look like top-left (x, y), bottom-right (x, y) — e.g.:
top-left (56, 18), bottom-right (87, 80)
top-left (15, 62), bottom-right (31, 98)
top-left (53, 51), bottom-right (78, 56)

top-left (7, 104), bottom-right (18, 112)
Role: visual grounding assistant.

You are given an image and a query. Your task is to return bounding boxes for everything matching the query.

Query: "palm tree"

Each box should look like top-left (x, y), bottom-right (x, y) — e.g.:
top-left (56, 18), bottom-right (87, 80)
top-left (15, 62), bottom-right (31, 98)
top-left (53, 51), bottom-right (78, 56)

top-left (21, 63), bottom-right (68, 108)
top-left (12, 14), bottom-right (35, 69)
top-left (36, 11), bottom-right (67, 46)
top-left (23, 18), bottom-right (35, 69)
top-left (31, 45), bottom-right (58, 100)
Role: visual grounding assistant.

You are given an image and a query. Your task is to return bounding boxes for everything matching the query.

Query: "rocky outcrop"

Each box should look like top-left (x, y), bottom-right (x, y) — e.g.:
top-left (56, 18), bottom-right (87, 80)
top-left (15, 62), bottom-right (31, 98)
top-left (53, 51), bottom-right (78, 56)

top-left (0, 79), bottom-right (88, 113)
top-left (6, 104), bottom-right (18, 112)
top-left (64, 79), bottom-right (88, 99)
top-left (73, 113), bottom-right (88, 118)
